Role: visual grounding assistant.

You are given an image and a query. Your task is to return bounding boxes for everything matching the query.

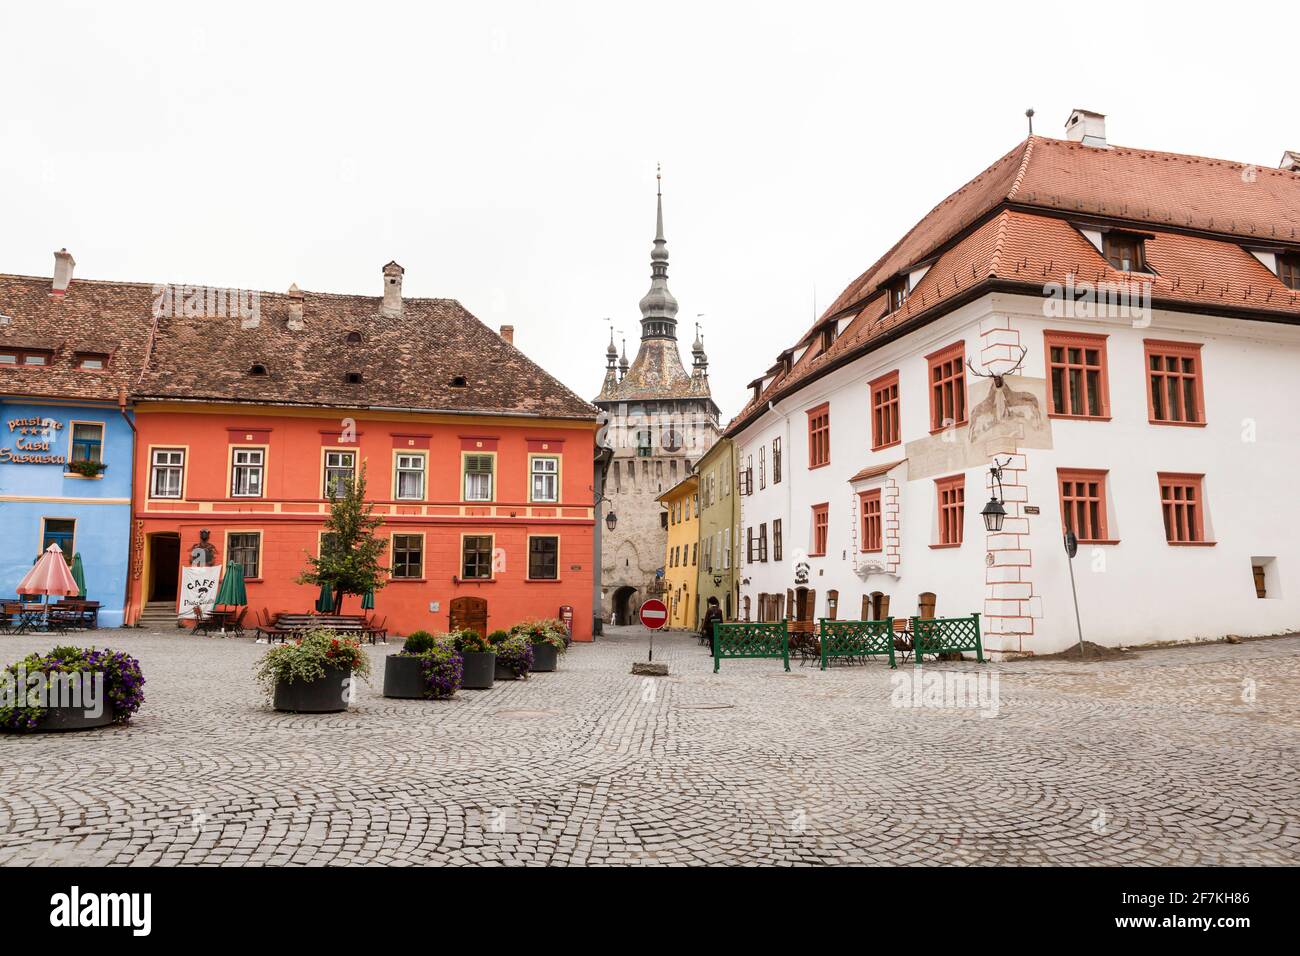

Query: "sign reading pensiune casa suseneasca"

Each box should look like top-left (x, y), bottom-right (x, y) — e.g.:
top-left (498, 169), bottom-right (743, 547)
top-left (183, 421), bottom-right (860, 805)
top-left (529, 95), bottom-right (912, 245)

top-left (0, 417), bottom-right (67, 465)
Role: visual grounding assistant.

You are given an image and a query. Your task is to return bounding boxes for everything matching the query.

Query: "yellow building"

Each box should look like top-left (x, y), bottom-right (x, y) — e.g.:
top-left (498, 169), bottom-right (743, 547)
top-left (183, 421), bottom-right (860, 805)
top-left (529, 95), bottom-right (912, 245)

top-left (657, 473), bottom-right (699, 630)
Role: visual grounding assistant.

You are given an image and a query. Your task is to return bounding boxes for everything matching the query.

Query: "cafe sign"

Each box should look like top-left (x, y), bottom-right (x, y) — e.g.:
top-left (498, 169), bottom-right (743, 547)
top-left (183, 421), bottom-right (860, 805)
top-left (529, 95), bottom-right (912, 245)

top-left (0, 417), bottom-right (67, 465)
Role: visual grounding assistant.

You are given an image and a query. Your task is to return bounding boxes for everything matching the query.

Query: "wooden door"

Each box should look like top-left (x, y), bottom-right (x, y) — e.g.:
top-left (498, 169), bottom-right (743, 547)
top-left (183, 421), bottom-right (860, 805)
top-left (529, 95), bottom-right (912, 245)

top-left (449, 596), bottom-right (488, 637)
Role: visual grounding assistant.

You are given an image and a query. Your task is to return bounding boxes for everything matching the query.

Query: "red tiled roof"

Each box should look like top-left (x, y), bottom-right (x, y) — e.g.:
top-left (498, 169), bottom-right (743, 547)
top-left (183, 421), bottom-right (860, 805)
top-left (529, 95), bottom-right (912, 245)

top-left (727, 136), bottom-right (1300, 435)
top-left (848, 459), bottom-right (906, 483)
top-left (0, 273), bottom-right (599, 420)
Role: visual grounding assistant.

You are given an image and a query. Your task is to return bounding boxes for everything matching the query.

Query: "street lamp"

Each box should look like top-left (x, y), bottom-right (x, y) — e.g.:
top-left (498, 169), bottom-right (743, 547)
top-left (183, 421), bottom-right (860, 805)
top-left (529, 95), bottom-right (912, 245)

top-left (980, 457), bottom-right (1010, 532)
top-left (605, 511), bottom-right (618, 533)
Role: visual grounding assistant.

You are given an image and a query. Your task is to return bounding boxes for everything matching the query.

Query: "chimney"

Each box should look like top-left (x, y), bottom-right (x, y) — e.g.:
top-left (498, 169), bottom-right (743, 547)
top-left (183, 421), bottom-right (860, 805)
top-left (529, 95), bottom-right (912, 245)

top-left (51, 248), bottom-right (76, 298)
top-left (381, 261), bottom-right (404, 318)
top-left (286, 283), bottom-right (304, 331)
top-left (1280, 151), bottom-right (1300, 172)
top-left (499, 324), bottom-right (514, 345)
top-left (1064, 109), bottom-right (1108, 148)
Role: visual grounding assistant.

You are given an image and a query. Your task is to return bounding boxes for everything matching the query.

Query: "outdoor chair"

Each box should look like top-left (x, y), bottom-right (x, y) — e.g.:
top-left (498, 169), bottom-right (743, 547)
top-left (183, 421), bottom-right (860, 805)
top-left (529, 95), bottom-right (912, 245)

top-left (255, 609), bottom-right (288, 643)
top-left (364, 615), bottom-right (388, 645)
top-left (226, 606), bottom-right (248, 639)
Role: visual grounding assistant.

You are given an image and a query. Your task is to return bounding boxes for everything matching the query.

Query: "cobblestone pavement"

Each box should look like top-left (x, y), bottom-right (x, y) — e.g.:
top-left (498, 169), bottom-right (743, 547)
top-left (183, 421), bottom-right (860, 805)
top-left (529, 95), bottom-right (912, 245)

top-left (1, 626), bottom-right (1297, 866)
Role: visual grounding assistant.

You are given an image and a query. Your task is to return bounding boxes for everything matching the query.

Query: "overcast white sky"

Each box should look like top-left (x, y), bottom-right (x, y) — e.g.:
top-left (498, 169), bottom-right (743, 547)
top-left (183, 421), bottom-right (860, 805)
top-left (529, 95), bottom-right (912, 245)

top-left (3, 2), bottom-right (1297, 421)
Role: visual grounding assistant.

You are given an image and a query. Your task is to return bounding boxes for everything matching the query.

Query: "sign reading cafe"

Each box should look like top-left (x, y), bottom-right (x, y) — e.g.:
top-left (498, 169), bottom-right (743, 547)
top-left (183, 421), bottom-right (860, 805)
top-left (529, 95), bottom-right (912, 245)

top-left (0, 417), bottom-right (67, 465)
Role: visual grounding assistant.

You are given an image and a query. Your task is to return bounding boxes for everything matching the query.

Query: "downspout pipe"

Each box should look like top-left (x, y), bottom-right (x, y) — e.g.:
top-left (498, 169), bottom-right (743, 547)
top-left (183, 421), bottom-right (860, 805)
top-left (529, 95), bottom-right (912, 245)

top-left (118, 386), bottom-right (139, 627)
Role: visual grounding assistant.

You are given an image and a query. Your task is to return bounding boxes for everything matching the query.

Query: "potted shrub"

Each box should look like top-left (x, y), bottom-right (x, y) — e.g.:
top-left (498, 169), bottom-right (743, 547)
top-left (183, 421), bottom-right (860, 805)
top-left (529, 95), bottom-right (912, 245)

top-left (493, 633), bottom-right (534, 681)
top-left (255, 629), bottom-right (371, 713)
top-left (417, 642), bottom-right (464, 700)
top-left (383, 630), bottom-right (434, 699)
top-left (453, 629), bottom-right (495, 690)
top-left (511, 618), bottom-right (568, 673)
top-left (68, 460), bottom-right (107, 479)
top-left (1, 645), bottom-right (145, 733)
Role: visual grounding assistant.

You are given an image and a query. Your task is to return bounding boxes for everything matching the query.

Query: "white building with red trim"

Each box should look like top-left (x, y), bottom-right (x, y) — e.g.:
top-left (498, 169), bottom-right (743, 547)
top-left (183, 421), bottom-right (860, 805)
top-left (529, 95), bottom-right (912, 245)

top-left (728, 111), bottom-right (1300, 655)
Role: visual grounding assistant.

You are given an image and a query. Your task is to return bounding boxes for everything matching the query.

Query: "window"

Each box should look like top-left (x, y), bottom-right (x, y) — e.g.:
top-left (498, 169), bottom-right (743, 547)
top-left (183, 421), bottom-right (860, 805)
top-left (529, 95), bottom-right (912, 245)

top-left (772, 438), bottom-right (782, 484)
top-left (773, 519), bottom-right (783, 562)
top-left (1046, 331), bottom-right (1109, 418)
top-left (758, 523), bottom-right (769, 562)
top-left (746, 527), bottom-right (755, 563)
top-left (392, 454), bottom-right (424, 501)
top-left (1280, 254), bottom-right (1300, 290)
top-left (463, 454), bottom-right (494, 501)
top-left (530, 456), bottom-right (559, 502)
top-left (927, 342), bottom-right (966, 432)
top-left (324, 451), bottom-right (355, 497)
top-left (885, 277), bottom-right (908, 313)
top-left (1145, 340), bottom-right (1205, 425)
top-left (811, 503), bottom-right (829, 556)
top-left (1103, 232), bottom-right (1147, 272)
top-left (231, 448), bottom-right (265, 497)
top-left (75, 352), bottom-right (109, 370)
top-left (691, 543), bottom-right (697, 566)
top-left (70, 423), bottom-right (104, 464)
top-left (150, 448), bottom-right (184, 498)
top-left (41, 518), bottom-right (75, 557)
top-left (636, 430), bottom-right (653, 457)
top-left (807, 403), bottom-right (830, 468)
top-left (869, 371), bottom-right (900, 449)
top-left (758, 446), bottom-right (766, 489)
top-left (723, 530), bottom-right (732, 570)
top-left (860, 489), bottom-right (882, 552)
top-left (935, 475), bottom-right (965, 546)
top-left (392, 534), bottom-right (424, 579)
top-left (228, 532), bottom-right (261, 579)
top-left (1158, 473), bottom-right (1210, 544)
top-left (7, 348), bottom-right (52, 366)
top-left (1058, 469), bottom-right (1109, 542)
top-left (462, 535), bottom-right (494, 579)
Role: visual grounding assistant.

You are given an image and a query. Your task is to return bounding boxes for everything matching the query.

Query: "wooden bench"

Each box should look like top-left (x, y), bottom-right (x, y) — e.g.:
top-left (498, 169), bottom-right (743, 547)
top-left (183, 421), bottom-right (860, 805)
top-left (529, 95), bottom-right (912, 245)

top-left (273, 613), bottom-right (385, 644)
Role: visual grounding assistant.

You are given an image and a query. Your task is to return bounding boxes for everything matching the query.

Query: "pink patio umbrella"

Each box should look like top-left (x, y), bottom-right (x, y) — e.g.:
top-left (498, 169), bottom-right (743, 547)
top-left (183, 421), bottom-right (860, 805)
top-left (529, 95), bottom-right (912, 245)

top-left (18, 544), bottom-right (80, 619)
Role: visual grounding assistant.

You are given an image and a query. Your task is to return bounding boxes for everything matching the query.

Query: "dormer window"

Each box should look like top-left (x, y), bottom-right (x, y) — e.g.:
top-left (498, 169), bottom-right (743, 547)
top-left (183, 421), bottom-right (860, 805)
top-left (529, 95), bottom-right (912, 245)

top-left (345, 372), bottom-right (363, 384)
top-left (248, 363), bottom-right (268, 376)
top-left (885, 277), bottom-right (908, 313)
top-left (450, 375), bottom-right (468, 388)
top-left (345, 331), bottom-right (363, 345)
top-left (0, 348), bottom-right (53, 366)
top-left (75, 352), bottom-right (109, 370)
top-left (1103, 233), bottom-right (1147, 272)
top-left (1280, 254), bottom-right (1300, 290)
top-left (818, 323), bottom-right (835, 353)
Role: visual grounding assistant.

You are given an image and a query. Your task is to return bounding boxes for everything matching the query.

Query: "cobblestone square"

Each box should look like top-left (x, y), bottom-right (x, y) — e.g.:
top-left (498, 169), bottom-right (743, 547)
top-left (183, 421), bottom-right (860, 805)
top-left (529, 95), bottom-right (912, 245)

top-left (1, 626), bottom-right (1296, 866)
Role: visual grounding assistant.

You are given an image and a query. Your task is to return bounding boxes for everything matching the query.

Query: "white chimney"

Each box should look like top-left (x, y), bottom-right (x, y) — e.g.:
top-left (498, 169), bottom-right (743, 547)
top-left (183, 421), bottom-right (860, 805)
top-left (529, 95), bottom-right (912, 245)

top-left (1065, 109), bottom-right (1108, 148)
top-left (1280, 151), bottom-right (1300, 172)
top-left (51, 248), bottom-right (76, 297)
top-left (499, 324), bottom-right (514, 345)
top-left (286, 283), bottom-right (304, 331)
top-left (381, 261), bottom-right (404, 318)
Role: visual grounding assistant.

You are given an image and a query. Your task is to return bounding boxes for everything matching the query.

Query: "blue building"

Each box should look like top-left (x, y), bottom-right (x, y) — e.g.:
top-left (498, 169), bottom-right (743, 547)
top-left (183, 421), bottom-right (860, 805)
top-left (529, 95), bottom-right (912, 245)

top-left (1, 255), bottom-right (154, 627)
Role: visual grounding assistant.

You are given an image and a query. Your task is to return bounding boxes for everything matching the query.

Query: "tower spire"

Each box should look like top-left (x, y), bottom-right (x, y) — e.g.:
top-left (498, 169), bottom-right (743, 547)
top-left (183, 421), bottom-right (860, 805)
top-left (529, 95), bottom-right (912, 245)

top-left (638, 163), bottom-right (678, 339)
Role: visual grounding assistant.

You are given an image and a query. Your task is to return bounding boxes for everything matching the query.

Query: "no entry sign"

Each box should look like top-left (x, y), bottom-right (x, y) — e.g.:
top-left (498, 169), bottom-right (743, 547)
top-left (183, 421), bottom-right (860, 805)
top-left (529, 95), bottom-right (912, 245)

top-left (639, 599), bottom-right (668, 630)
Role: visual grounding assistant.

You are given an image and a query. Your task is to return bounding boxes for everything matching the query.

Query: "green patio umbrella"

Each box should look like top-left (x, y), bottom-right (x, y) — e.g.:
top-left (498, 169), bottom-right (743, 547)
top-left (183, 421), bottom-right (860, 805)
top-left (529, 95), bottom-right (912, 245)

top-left (213, 560), bottom-right (247, 607)
top-left (70, 553), bottom-right (87, 600)
top-left (315, 581), bottom-right (335, 613)
top-left (361, 588), bottom-right (374, 611)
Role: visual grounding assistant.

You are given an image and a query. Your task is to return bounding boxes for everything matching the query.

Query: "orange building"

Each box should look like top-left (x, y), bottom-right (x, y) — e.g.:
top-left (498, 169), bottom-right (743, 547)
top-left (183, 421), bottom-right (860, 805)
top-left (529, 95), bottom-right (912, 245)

top-left (117, 263), bottom-right (601, 639)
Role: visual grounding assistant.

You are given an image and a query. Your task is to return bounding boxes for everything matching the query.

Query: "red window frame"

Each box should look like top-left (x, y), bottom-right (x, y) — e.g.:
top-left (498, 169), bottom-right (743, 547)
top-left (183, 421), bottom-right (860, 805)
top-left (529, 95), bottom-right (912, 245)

top-left (811, 503), bottom-right (829, 556)
top-left (1057, 468), bottom-right (1111, 543)
top-left (1158, 473), bottom-right (1212, 545)
top-left (1044, 331), bottom-right (1110, 419)
top-left (869, 370), bottom-right (900, 450)
top-left (926, 342), bottom-right (966, 433)
top-left (1144, 339), bottom-right (1205, 426)
top-left (934, 474), bottom-right (965, 547)
top-left (859, 489), bottom-right (882, 552)
top-left (807, 403), bottom-right (830, 468)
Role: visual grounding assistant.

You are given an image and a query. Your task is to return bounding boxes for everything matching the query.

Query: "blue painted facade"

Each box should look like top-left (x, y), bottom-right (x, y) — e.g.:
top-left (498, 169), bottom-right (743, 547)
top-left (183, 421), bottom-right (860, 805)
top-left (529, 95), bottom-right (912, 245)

top-left (0, 399), bottom-right (134, 627)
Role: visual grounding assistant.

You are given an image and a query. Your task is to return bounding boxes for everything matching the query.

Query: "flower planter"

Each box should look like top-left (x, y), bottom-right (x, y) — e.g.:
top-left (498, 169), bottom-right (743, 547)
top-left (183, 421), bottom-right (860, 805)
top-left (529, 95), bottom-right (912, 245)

top-left (460, 651), bottom-right (495, 689)
top-left (4, 702), bottom-right (118, 734)
top-left (382, 654), bottom-right (427, 699)
top-left (494, 660), bottom-right (520, 681)
top-left (531, 643), bottom-right (558, 673)
top-left (273, 667), bottom-right (352, 713)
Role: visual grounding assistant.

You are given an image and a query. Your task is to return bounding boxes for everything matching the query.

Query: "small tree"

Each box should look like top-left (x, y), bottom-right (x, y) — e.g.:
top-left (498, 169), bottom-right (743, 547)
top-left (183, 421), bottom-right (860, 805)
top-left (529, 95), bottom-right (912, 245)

top-left (297, 463), bottom-right (388, 613)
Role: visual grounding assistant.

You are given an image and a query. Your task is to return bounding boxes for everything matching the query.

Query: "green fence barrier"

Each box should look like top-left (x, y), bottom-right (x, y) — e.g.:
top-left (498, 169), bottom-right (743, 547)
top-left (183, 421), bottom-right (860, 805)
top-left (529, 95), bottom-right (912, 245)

top-left (818, 618), bottom-right (896, 669)
top-left (712, 621), bottom-right (790, 673)
top-left (910, 612), bottom-right (985, 662)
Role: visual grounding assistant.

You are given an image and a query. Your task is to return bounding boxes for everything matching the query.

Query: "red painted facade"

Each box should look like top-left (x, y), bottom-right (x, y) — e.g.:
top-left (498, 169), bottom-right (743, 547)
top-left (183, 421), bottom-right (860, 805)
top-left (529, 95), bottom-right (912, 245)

top-left (125, 403), bottom-right (596, 640)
